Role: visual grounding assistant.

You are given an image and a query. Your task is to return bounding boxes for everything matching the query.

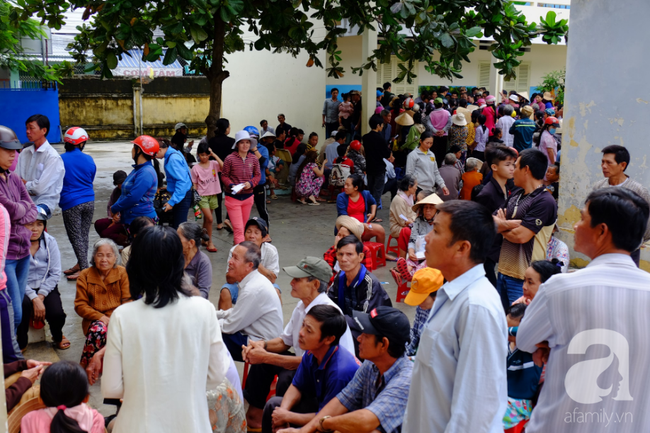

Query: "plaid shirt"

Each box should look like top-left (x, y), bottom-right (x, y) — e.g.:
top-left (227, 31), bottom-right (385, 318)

top-left (406, 306), bottom-right (429, 356)
top-left (337, 356), bottom-right (413, 433)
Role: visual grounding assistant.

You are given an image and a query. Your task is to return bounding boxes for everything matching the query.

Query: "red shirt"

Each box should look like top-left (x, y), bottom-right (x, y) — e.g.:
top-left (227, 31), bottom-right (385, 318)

top-left (348, 195), bottom-right (366, 223)
top-left (284, 138), bottom-right (301, 156)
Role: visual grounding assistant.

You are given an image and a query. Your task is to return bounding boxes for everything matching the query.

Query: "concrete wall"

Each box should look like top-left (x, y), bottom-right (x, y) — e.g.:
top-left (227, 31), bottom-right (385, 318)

top-left (558, 0), bottom-right (650, 270)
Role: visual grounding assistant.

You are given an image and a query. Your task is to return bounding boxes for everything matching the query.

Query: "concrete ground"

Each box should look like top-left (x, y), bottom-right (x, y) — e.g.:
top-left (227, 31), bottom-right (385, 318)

top-left (22, 140), bottom-right (417, 416)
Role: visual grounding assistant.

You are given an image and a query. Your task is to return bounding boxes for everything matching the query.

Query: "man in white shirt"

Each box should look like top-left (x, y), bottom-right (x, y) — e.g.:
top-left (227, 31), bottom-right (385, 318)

top-left (19, 114), bottom-right (65, 218)
top-left (403, 200), bottom-right (507, 433)
top-left (220, 217), bottom-right (281, 310)
top-left (241, 257), bottom-right (355, 430)
top-left (517, 188), bottom-right (650, 433)
top-left (495, 104), bottom-right (515, 147)
top-left (217, 241), bottom-right (283, 362)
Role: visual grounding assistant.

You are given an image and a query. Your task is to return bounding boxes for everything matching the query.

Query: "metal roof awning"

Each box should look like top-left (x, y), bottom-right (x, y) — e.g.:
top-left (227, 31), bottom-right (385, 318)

top-left (113, 49), bottom-right (183, 77)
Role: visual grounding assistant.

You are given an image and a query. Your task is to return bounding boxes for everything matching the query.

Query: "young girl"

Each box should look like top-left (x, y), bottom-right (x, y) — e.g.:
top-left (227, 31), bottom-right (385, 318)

top-left (21, 361), bottom-right (105, 433)
top-left (295, 150), bottom-right (325, 205)
top-left (190, 142), bottom-right (224, 252)
top-left (338, 93), bottom-right (354, 130)
top-left (503, 303), bottom-right (543, 433)
top-left (473, 113), bottom-right (489, 160)
top-left (514, 260), bottom-right (562, 305)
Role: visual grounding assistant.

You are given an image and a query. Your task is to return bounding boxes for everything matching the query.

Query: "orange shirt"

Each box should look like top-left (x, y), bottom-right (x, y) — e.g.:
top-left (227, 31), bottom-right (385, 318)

top-left (460, 171), bottom-right (483, 200)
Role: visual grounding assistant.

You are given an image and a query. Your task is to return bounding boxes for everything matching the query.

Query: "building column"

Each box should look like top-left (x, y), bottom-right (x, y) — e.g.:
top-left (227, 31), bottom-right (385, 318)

top-left (558, 0), bottom-right (650, 269)
top-left (488, 59), bottom-right (503, 98)
top-left (361, 27), bottom-right (378, 136)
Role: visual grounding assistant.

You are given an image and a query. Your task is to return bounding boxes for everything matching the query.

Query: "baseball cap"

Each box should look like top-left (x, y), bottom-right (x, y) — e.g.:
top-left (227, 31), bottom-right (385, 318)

top-left (352, 307), bottom-right (411, 345)
top-left (113, 170), bottom-right (128, 186)
top-left (434, 97), bottom-right (443, 104)
top-left (175, 122), bottom-right (187, 131)
top-left (404, 268), bottom-right (444, 306)
top-left (376, 90), bottom-right (383, 97)
top-left (245, 217), bottom-right (268, 238)
top-left (283, 256), bottom-right (333, 283)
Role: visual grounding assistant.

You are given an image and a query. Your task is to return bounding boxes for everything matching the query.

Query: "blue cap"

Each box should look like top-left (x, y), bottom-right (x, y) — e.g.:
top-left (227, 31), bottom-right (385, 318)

top-left (376, 90), bottom-right (383, 97)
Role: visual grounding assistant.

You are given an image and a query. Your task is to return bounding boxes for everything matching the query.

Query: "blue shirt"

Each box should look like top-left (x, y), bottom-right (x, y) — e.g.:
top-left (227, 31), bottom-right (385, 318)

top-left (59, 148), bottom-right (96, 211)
top-left (406, 306), bottom-right (429, 356)
top-left (256, 145), bottom-right (269, 185)
top-left (509, 118), bottom-right (536, 152)
top-left (337, 356), bottom-right (413, 433)
top-left (111, 162), bottom-right (157, 225)
top-left (163, 147), bottom-right (192, 207)
top-left (292, 345), bottom-right (360, 411)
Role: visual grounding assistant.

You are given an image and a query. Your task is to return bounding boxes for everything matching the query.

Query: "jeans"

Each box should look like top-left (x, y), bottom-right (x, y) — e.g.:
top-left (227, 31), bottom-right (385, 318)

top-left (225, 195), bottom-right (254, 244)
top-left (171, 188), bottom-right (193, 229)
top-left (496, 272), bottom-right (524, 312)
top-left (0, 290), bottom-right (22, 363)
top-left (367, 172), bottom-right (386, 208)
top-left (5, 255), bottom-right (31, 330)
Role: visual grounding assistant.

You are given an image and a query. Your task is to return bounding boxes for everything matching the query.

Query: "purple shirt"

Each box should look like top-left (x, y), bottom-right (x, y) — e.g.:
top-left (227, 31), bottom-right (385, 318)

top-left (0, 171), bottom-right (37, 260)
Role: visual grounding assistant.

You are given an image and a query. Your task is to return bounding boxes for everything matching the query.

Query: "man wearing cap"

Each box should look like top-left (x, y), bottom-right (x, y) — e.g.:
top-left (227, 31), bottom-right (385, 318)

top-left (18, 114), bottom-right (65, 219)
top-left (220, 218), bottom-right (280, 310)
top-left (404, 268), bottom-right (444, 356)
top-left (242, 257), bottom-right (355, 430)
top-left (278, 306), bottom-right (413, 433)
top-left (510, 105), bottom-right (536, 151)
top-left (327, 236), bottom-right (391, 351)
top-left (403, 200), bottom-right (507, 433)
top-left (263, 304), bottom-right (360, 433)
top-left (171, 122), bottom-right (194, 153)
top-left (322, 88), bottom-right (341, 139)
top-left (424, 98), bottom-right (452, 166)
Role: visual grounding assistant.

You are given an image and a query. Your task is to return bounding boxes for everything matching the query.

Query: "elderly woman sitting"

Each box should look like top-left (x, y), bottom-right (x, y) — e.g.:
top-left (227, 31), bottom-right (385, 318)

top-left (177, 222), bottom-right (212, 299)
top-left (74, 238), bottom-right (130, 368)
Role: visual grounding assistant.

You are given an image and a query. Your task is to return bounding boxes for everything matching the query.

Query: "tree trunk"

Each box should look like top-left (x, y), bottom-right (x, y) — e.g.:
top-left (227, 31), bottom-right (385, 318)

top-left (205, 15), bottom-right (229, 139)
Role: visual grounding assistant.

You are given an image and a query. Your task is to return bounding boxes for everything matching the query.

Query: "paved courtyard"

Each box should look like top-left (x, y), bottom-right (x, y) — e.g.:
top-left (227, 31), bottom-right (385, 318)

top-left (22, 140), bottom-right (416, 416)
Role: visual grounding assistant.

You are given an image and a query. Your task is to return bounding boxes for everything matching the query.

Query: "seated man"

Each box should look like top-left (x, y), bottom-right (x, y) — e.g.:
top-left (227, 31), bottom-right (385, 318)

top-left (217, 241), bottom-right (283, 362)
top-left (327, 236), bottom-right (392, 353)
top-left (242, 257), bottom-right (356, 430)
top-left (277, 306), bottom-right (413, 433)
top-left (262, 305), bottom-right (360, 433)
top-left (323, 216), bottom-right (372, 282)
top-left (220, 217), bottom-right (280, 310)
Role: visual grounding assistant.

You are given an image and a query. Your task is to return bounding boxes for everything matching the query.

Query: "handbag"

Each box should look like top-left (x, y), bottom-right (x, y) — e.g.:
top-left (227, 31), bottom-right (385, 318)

top-left (191, 188), bottom-right (202, 206)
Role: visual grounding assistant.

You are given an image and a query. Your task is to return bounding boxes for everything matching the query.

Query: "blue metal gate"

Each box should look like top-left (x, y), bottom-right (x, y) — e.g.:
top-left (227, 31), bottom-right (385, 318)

top-left (0, 81), bottom-right (61, 143)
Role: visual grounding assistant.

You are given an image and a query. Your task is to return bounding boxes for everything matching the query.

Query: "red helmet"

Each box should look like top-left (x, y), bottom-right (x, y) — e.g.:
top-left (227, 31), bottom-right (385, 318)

top-left (403, 98), bottom-right (415, 110)
top-left (544, 116), bottom-right (559, 126)
top-left (349, 140), bottom-right (361, 152)
top-left (63, 127), bottom-right (89, 145)
top-left (132, 135), bottom-right (160, 156)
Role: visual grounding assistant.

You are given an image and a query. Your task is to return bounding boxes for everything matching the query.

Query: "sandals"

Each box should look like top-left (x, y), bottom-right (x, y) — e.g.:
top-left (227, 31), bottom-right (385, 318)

top-left (56, 336), bottom-right (71, 350)
top-left (308, 201), bottom-right (320, 206)
top-left (223, 220), bottom-right (233, 234)
top-left (271, 194), bottom-right (278, 200)
top-left (63, 264), bottom-right (80, 275)
top-left (298, 199), bottom-right (308, 205)
top-left (206, 245), bottom-right (218, 253)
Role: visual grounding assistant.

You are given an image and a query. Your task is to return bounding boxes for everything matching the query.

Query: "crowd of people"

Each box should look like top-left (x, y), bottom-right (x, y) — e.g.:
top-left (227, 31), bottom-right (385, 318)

top-left (0, 80), bottom-right (649, 433)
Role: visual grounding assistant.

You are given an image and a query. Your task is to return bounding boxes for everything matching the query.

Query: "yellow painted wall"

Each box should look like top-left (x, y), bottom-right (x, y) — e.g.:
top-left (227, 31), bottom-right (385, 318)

top-left (142, 96), bottom-right (209, 125)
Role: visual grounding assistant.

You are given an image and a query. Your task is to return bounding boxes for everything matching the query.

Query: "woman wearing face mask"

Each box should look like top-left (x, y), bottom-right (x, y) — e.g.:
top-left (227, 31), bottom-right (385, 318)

top-left (17, 212), bottom-right (69, 350)
top-left (538, 117), bottom-right (559, 167)
top-left (110, 136), bottom-right (161, 232)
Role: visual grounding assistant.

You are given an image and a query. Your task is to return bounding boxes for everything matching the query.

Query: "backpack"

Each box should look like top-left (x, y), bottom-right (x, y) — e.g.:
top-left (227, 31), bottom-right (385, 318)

top-left (329, 162), bottom-right (351, 187)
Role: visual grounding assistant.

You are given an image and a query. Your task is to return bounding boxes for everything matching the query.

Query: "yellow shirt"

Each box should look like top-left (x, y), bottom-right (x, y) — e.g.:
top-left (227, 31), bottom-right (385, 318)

top-left (466, 122), bottom-right (476, 149)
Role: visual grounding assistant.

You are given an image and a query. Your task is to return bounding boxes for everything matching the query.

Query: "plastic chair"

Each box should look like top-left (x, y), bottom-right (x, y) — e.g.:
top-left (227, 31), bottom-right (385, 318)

top-left (364, 241), bottom-right (386, 270)
top-left (386, 235), bottom-right (400, 257)
top-left (391, 268), bottom-right (410, 303)
top-left (242, 361), bottom-right (278, 402)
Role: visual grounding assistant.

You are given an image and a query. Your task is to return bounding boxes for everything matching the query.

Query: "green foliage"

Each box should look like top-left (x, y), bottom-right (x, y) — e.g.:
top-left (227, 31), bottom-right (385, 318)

top-left (0, 0), bottom-right (71, 82)
top-left (538, 69), bottom-right (565, 105)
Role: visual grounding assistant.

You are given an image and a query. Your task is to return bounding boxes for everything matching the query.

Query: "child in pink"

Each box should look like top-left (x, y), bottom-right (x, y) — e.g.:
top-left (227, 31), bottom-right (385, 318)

top-left (338, 93), bottom-right (354, 123)
top-left (21, 361), bottom-right (104, 433)
top-left (191, 142), bottom-right (224, 252)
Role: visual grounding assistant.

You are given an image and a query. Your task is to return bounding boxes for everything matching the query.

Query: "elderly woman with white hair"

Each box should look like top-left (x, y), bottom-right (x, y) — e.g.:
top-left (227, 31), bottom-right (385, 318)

top-left (74, 238), bottom-right (130, 368)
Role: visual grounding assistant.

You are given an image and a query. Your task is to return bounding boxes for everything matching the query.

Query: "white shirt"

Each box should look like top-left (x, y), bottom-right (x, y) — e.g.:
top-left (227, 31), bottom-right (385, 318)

top-left (383, 158), bottom-right (396, 183)
top-left (228, 242), bottom-right (280, 278)
top-left (403, 264), bottom-right (507, 433)
top-left (217, 269), bottom-right (283, 341)
top-left (17, 140), bottom-right (65, 213)
top-left (280, 292), bottom-right (355, 357)
top-left (517, 253), bottom-right (650, 433)
top-left (496, 115), bottom-right (515, 147)
top-left (102, 296), bottom-right (229, 433)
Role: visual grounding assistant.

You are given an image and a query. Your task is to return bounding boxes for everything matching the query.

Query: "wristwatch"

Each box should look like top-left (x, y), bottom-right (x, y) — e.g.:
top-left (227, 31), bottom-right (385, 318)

top-left (318, 415), bottom-right (333, 433)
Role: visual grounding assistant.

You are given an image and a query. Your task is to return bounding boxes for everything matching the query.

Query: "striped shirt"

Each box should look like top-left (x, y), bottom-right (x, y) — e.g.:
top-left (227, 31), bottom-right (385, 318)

top-left (518, 253), bottom-right (650, 432)
top-left (221, 151), bottom-right (260, 200)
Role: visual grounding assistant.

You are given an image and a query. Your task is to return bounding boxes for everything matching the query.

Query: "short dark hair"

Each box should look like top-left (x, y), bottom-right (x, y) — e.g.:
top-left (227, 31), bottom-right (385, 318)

top-left (239, 240), bottom-right (262, 269)
top-left (369, 114), bottom-right (384, 130)
top-left (336, 143), bottom-right (347, 158)
top-left (399, 174), bottom-right (416, 192)
top-left (335, 130), bottom-right (347, 141)
top-left (530, 260), bottom-right (562, 283)
top-left (436, 200), bottom-right (496, 264)
top-left (260, 119), bottom-right (267, 126)
top-left (306, 304), bottom-right (347, 346)
top-left (506, 303), bottom-right (527, 320)
top-left (488, 145), bottom-right (517, 167)
top-left (585, 188), bottom-right (649, 252)
top-left (309, 132), bottom-right (318, 139)
top-left (26, 114), bottom-right (50, 134)
top-left (179, 221), bottom-right (209, 246)
top-left (127, 226), bottom-right (190, 308)
top-left (449, 144), bottom-right (462, 154)
top-left (130, 216), bottom-right (155, 238)
top-left (336, 235), bottom-right (363, 254)
top-left (602, 145), bottom-right (630, 171)
top-left (331, 87), bottom-right (339, 94)
top-left (373, 333), bottom-right (407, 358)
top-left (40, 361), bottom-right (89, 433)
top-left (518, 148), bottom-right (548, 180)
top-left (383, 82), bottom-right (392, 90)
top-left (216, 118), bottom-right (230, 135)
top-left (197, 141), bottom-right (210, 155)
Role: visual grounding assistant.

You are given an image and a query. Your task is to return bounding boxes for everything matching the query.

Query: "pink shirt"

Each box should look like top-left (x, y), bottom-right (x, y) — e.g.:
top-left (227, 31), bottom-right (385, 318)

top-left (429, 109), bottom-right (451, 136)
top-left (0, 203), bottom-right (9, 291)
top-left (21, 404), bottom-right (105, 433)
top-left (190, 160), bottom-right (222, 196)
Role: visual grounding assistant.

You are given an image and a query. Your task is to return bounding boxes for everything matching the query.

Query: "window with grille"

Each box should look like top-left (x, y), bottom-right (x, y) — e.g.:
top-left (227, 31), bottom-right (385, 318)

top-left (503, 62), bottom-right (531, 94)
top-left (376, 56), bottom-right (419, 96)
